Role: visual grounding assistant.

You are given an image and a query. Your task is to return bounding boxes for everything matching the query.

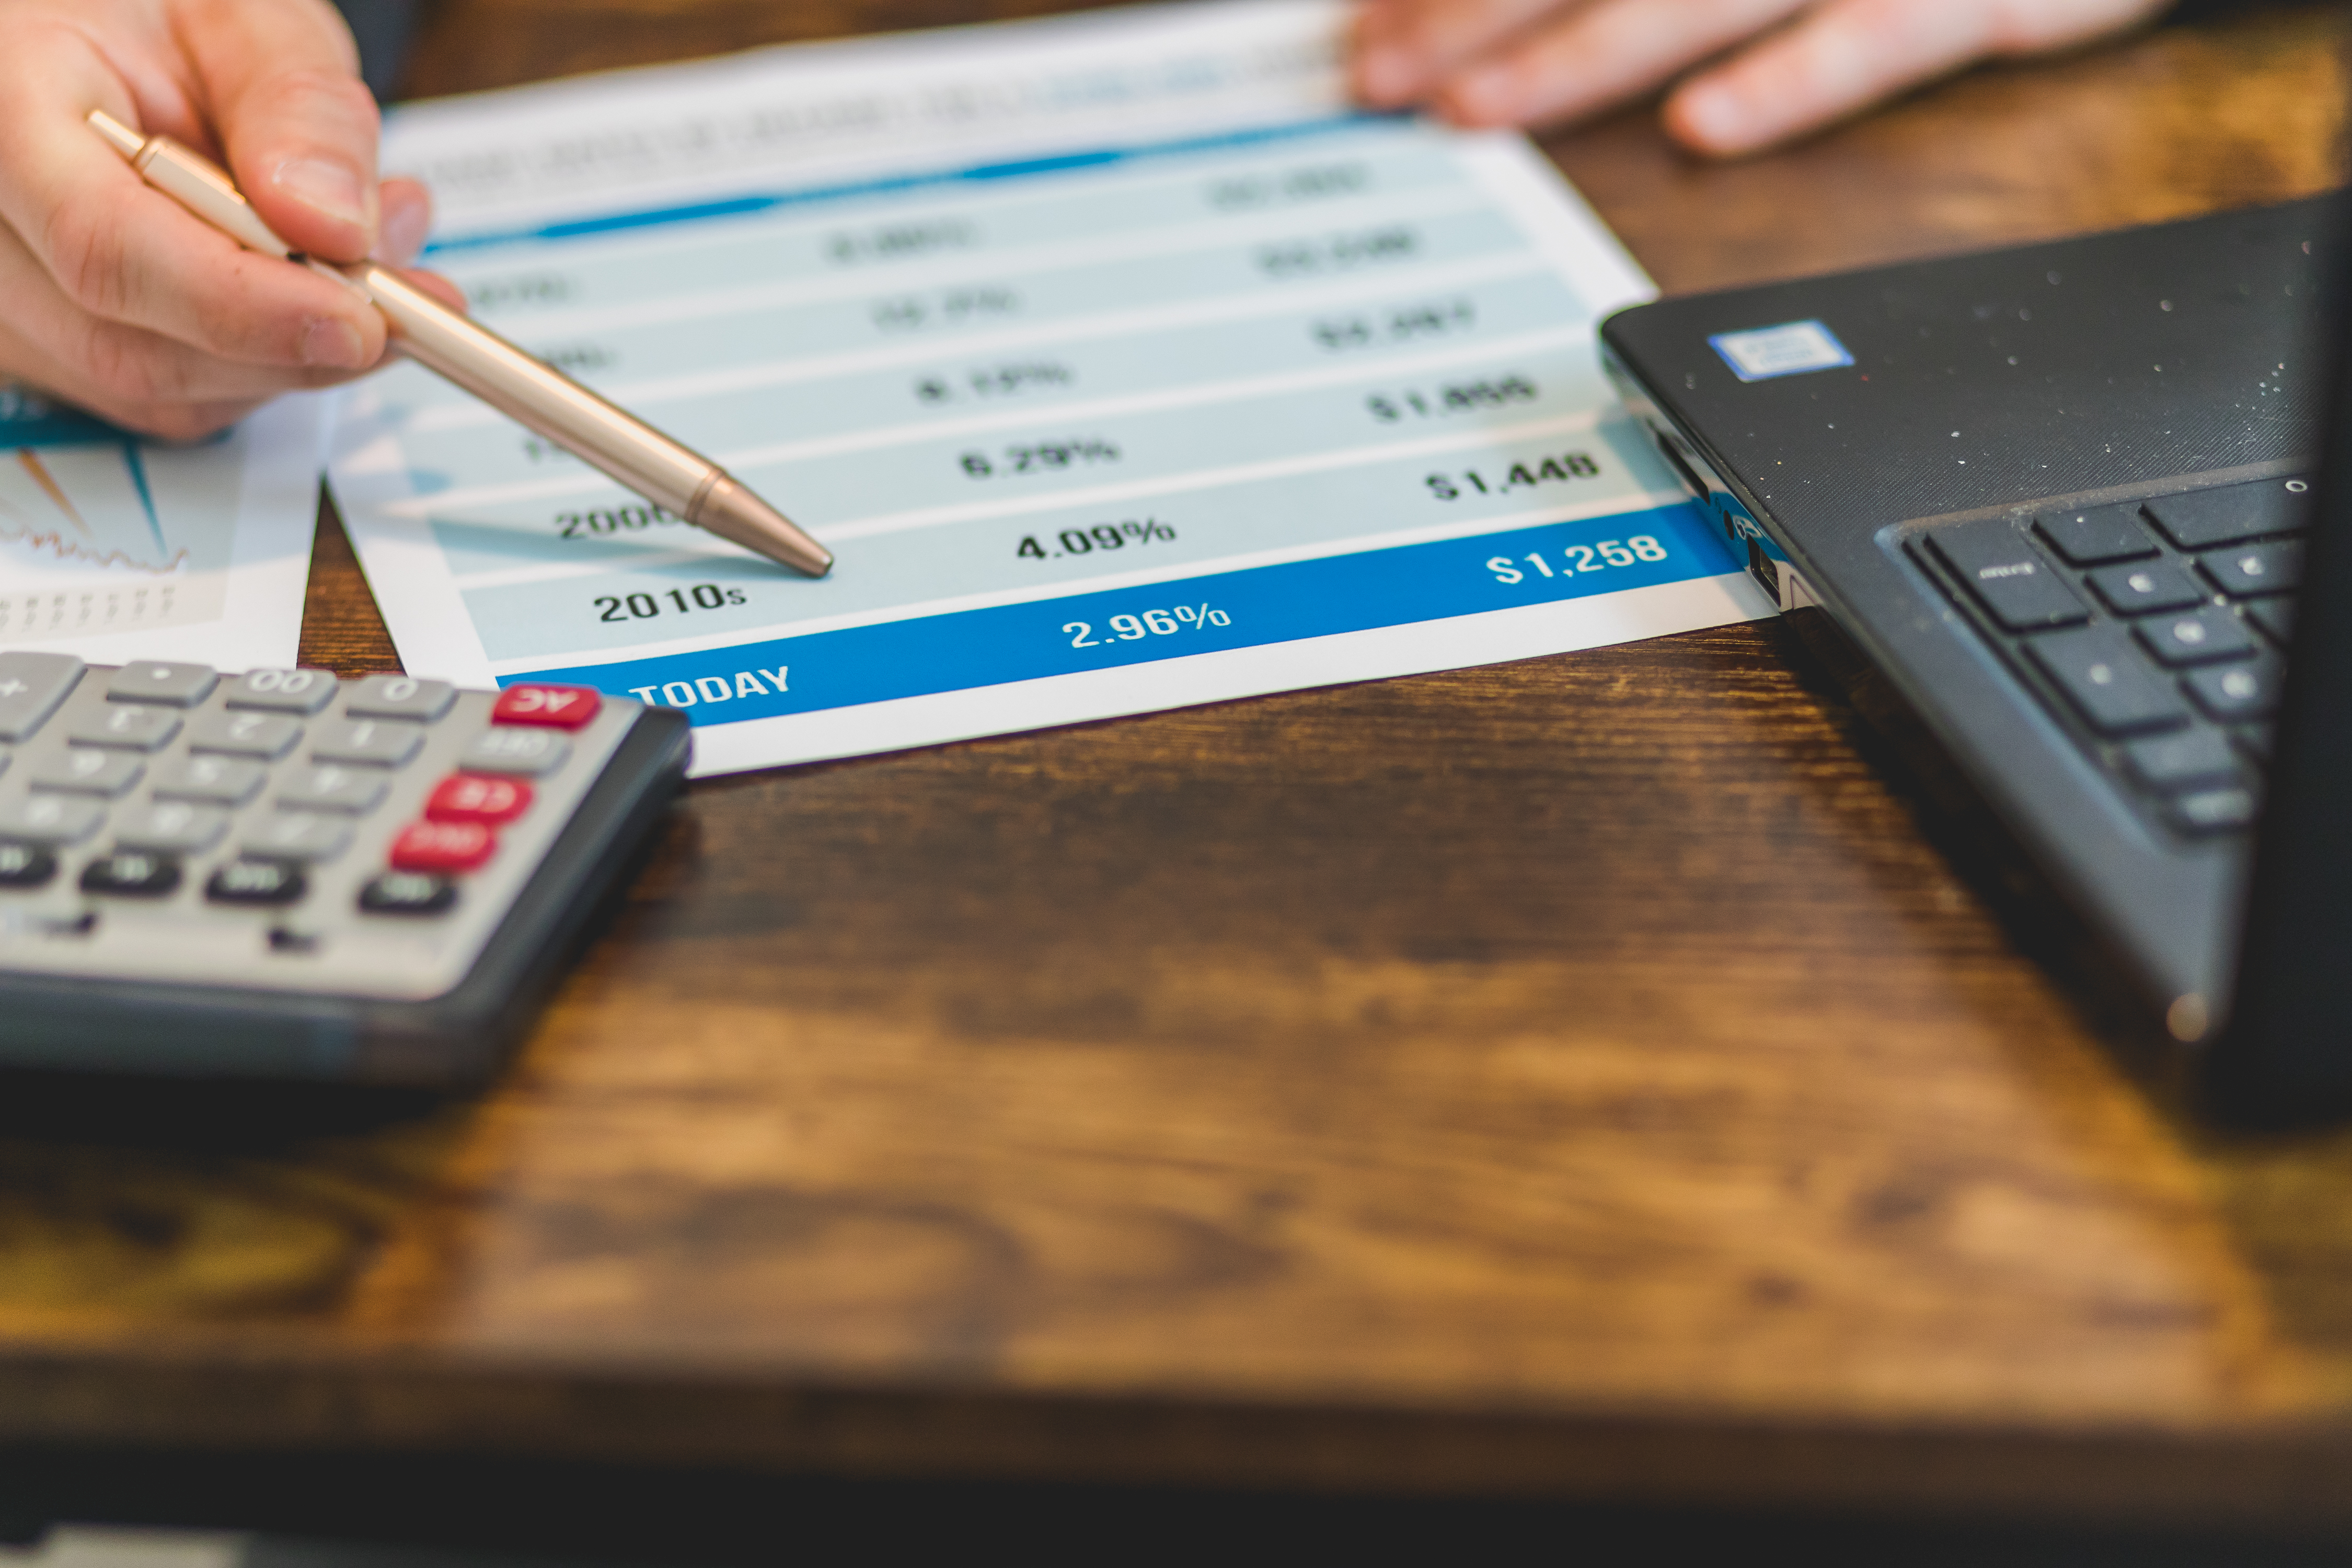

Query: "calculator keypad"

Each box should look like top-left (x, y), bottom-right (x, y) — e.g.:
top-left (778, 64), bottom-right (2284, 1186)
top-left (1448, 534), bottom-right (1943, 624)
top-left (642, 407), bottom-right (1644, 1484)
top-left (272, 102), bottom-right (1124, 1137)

top-left (70, 706), bottom-right (180, 751)
top-left (0, 663), bottom-right (641, 1000)
top-left (345, 676), bottom-right (455, 723)
top-left (106, 662), bottom-right (219, 708)
top-left (313, 717), bottom-right (423, 767)
top-left (188, 710), bottom-right (302, 758)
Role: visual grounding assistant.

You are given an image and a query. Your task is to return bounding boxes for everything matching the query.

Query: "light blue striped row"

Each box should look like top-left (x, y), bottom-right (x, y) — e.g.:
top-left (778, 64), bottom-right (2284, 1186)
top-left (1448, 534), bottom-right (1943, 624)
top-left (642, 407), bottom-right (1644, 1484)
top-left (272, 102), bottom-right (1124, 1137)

top-left (422, 113), bottom-right (1397, 257)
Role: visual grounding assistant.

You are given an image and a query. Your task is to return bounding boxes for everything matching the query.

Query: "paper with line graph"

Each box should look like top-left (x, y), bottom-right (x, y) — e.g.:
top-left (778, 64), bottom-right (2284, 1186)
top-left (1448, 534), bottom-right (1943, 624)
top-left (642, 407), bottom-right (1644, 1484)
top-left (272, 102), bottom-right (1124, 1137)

top-left (0, 387), bottom-right (322, 668)
top-left (327, 0), bottom-right (1769, 775)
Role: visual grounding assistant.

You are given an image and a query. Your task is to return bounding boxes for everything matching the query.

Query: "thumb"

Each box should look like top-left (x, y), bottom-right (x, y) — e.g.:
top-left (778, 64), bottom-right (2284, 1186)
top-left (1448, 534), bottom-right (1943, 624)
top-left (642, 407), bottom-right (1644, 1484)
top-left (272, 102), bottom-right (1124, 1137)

top-left (180, 0), bottom-right (382, 261)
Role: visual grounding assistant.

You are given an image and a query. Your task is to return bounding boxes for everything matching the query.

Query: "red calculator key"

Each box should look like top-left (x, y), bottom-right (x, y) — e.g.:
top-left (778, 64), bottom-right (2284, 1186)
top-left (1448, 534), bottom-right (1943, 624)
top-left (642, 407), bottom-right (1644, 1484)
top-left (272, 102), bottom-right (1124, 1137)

top-left (426, 773), bottom-right (534, 826)
top-left (492, 685), bottom-right (602, 729)
top-left (389, 820), bottom-right (496, 873)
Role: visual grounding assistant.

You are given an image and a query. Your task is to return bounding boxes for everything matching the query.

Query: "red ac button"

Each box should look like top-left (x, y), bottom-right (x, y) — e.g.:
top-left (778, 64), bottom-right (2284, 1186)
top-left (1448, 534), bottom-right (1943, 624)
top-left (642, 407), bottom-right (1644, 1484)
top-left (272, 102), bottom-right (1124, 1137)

top-left (492, 685), bottom-right (603, 729)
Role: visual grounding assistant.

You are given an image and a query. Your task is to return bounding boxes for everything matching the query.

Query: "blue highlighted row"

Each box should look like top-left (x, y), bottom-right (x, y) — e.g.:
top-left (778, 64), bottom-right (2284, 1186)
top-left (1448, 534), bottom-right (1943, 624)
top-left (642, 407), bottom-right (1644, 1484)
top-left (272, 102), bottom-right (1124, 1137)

top-left (512, 501), bottom-right (1738, 723)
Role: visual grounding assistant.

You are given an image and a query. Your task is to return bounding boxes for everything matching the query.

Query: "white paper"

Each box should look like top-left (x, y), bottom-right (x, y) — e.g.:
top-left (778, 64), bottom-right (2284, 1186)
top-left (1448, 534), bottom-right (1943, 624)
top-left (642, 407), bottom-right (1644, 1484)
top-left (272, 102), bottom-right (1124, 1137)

top-left (331, 0), bottom-right (1771, 775)
top-left (0, 387), bottom-right (326, 669)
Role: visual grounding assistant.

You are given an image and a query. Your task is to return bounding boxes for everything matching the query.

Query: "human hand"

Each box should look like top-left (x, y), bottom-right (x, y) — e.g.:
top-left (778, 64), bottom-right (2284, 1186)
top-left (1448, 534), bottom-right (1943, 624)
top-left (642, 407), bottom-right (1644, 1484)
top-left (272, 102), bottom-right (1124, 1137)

top-left (1352, 0), bottom-right (2173, 156)
top-left (0, 0), bottom-right (449, 440)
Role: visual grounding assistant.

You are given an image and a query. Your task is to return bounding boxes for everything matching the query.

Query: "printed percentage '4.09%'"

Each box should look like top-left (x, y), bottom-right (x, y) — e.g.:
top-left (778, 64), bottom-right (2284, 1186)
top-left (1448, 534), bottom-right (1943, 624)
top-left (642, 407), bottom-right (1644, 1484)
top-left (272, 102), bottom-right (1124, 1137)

top-left (1064, 603), bottom-right (1231, 648)
top-left (1018, 518), bottom-right (1175, 560)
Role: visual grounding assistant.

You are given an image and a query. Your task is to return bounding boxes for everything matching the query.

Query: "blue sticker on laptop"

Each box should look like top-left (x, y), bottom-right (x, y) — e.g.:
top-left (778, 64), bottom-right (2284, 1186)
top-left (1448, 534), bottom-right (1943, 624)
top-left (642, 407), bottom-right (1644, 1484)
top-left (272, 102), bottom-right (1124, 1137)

top-left (1708, 320), bottom-right (1855, 382)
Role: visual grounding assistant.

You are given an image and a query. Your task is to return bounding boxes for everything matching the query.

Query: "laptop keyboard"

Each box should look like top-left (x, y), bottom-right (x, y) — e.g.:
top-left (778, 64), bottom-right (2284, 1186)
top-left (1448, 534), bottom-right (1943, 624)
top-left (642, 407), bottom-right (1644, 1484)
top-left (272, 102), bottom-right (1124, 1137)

top-left (1917, 475), bottom-right (2309, 837)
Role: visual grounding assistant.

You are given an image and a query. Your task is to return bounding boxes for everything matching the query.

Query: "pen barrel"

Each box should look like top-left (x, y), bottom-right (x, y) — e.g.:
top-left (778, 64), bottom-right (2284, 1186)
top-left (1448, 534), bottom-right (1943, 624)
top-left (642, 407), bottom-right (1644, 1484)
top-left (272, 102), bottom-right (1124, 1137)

top-left (352, 263), bottom-right (718, 519)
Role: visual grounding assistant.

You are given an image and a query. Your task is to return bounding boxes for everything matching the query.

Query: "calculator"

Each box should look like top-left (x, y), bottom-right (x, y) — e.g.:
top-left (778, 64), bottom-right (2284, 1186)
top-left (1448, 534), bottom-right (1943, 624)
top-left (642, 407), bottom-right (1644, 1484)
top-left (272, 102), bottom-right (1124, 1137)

top-left (0, 655), bottom-right (690, 1085)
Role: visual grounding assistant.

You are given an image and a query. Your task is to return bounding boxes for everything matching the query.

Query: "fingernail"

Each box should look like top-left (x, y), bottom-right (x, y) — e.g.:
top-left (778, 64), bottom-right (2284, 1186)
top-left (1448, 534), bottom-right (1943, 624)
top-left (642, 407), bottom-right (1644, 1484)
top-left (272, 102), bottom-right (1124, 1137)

top-left (1357, 48), bottom-right (1414, 104)
top-left (1674, 83), bottom-right (1748, 149)
top-left (272, 157), bottom-right (370, 228)
top-left (379, 196), bottom-right (430, 264)
top-left (1447, 68), bottom-right (1517, 124)
top-left (301, 316), bottom-right (368, 370)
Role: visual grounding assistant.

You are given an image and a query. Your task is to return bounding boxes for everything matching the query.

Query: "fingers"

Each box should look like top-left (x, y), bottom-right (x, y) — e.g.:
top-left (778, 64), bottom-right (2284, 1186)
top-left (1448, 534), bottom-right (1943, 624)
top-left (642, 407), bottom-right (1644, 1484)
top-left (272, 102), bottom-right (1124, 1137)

top-left (1663, 0), bottom-right (2169, 155)
top-left (1433, 0), bottom-right (1809, 128)
top-left (0, 16), bottom-right (388, 373)
top-left (0, 218), bottom-right (377, 441)
top-left (1353, 0), bottom-right (1575, 108)
top-left (378, 177), bottom-right (431, 264)
top-left (174, 0), bottom-right (382, 261)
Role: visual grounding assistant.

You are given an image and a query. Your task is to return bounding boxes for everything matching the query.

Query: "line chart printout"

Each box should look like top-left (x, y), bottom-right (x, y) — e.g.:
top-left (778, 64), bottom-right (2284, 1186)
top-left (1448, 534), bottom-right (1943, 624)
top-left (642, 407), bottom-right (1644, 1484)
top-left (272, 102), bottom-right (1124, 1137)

top-left (0, 388), bottom-right (322, 668)
top-left (330, 0), bottom-right (1770, 775)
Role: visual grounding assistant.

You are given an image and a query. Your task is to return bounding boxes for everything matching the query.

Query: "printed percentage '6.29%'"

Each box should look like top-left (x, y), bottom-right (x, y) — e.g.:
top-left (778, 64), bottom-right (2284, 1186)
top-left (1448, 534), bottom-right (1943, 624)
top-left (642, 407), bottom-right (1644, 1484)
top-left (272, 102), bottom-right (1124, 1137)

top-left (1018, 518), bottom-right (1175, 560)
top-left (961, 437), bottom-right (1121, 478)
top-left (1064, 603), bottom-right (1231, 648)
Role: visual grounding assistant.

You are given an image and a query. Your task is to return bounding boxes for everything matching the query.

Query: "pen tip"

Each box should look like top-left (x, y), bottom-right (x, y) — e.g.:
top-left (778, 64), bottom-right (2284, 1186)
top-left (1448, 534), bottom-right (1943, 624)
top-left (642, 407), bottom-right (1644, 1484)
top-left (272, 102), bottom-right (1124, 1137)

top-left (691, 476), bottom-right (833, 578)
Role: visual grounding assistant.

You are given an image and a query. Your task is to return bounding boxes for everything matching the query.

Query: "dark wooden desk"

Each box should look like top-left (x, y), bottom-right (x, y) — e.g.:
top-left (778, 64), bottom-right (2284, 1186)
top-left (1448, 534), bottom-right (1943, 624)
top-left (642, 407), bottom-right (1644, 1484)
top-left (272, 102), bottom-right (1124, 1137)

top-left (7, 0), bottom-right (2352, 1537)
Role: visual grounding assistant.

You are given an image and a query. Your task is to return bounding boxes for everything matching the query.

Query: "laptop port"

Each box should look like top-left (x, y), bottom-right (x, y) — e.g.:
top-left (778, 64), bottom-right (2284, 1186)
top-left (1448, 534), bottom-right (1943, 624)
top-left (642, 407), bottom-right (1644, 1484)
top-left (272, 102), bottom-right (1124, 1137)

top-left (1653, 428), bottom-right (1709, 501)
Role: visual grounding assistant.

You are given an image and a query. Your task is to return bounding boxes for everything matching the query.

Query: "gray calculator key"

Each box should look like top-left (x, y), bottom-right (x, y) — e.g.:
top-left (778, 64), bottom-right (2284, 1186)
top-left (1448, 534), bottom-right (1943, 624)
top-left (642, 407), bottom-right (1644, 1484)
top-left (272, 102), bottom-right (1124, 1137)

top-left (29, 748), bottom-right (143, 797)
top-left (151, 753), bottom-right (265, 805)
top-left (0, 652), bottom-right (83, 741)
top-left (459, 727), bottom-right (570, 776)
top-left (187, 709), bottom-right (302, 759)
top-left (312, 717), bottom-right (423, 767)
top-left (0, 794), bottom-right (103, 845)
top-left (105, 661), bottom-right (217, 707)
top-left (276, 763), bottom-right (388, 814)
top-left (345, 675), bottom-right (455, 722)
top-left (241, 812), bottom-right (353, 863)
top-left (68, 704), bottom-right (181, 751)
top-left (224, 668), bottom-right (338, 715)
top-left (114, 799), bottom-right (228, 855)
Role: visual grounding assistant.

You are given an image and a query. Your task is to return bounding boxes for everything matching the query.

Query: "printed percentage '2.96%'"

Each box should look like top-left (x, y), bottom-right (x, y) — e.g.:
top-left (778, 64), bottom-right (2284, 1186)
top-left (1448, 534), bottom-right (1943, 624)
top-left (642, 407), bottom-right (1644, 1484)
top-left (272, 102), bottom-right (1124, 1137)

top-left (1018, 518), bottom-right (1175, 560)
top-left (1064, 603), bottom-right (1232, 648)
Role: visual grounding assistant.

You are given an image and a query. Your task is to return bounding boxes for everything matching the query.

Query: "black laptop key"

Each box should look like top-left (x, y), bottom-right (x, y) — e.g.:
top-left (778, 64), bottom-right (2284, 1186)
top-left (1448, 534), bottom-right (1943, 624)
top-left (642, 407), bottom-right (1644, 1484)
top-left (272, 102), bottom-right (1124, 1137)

top-left (2183, 655), bottom-right (2286, 722)
top-left (1929, 523), bottom-right (2086, 631)
top-left (2025, 625), bottom-right (2189, 735)
top-left (2123, 728), bottom-right (2243, 792)
top-left (2143, 478), bottom-right (2312, 549)
top-left (2198, 539), bottom-right (2304, 597)
top-left (2247, 598), bottom-right (2296, 645)
top-left (2088, 560), bottom-right (2205, 616)
top-left (2170, 786), bottom-right (2260, 834)
top-left (2134, 606), bottom-right (2256, 667)
top-left (2035, 504), bottom-right (2158, 565)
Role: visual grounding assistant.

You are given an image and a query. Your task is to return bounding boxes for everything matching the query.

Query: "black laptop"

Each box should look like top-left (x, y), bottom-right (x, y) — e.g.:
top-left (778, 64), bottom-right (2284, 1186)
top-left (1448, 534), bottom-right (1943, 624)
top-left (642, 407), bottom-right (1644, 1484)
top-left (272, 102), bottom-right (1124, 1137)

top-left (1600, 194), bottom-right (2351, 1121)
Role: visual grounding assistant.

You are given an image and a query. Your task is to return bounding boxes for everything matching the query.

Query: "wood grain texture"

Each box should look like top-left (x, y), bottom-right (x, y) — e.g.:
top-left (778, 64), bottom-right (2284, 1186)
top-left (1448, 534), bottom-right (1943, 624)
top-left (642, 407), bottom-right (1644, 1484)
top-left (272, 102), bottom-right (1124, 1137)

top-left (9, 0), bottom-right (2352, 1530)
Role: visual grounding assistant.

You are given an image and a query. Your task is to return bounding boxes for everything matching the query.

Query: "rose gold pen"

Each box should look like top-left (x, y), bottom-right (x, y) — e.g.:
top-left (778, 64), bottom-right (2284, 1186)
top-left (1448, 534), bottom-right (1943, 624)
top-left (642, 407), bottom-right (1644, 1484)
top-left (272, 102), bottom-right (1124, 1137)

top-left (86, 109), bottom-right (833, 577)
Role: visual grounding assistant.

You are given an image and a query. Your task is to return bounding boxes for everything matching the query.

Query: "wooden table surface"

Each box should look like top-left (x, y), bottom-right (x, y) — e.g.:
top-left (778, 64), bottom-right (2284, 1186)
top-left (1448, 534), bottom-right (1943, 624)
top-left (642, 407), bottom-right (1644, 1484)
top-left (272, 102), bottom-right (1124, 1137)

top-left (6, 0), bottom-right (2352, 1535)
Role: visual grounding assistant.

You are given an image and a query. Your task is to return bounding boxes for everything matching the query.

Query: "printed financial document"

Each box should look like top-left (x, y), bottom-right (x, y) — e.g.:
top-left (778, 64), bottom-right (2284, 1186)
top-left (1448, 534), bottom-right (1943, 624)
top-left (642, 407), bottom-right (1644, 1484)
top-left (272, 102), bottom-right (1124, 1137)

top-left (329, 0), bottom-right (1770, 775)
top-left (0, 389), bottom-right (322, 668)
